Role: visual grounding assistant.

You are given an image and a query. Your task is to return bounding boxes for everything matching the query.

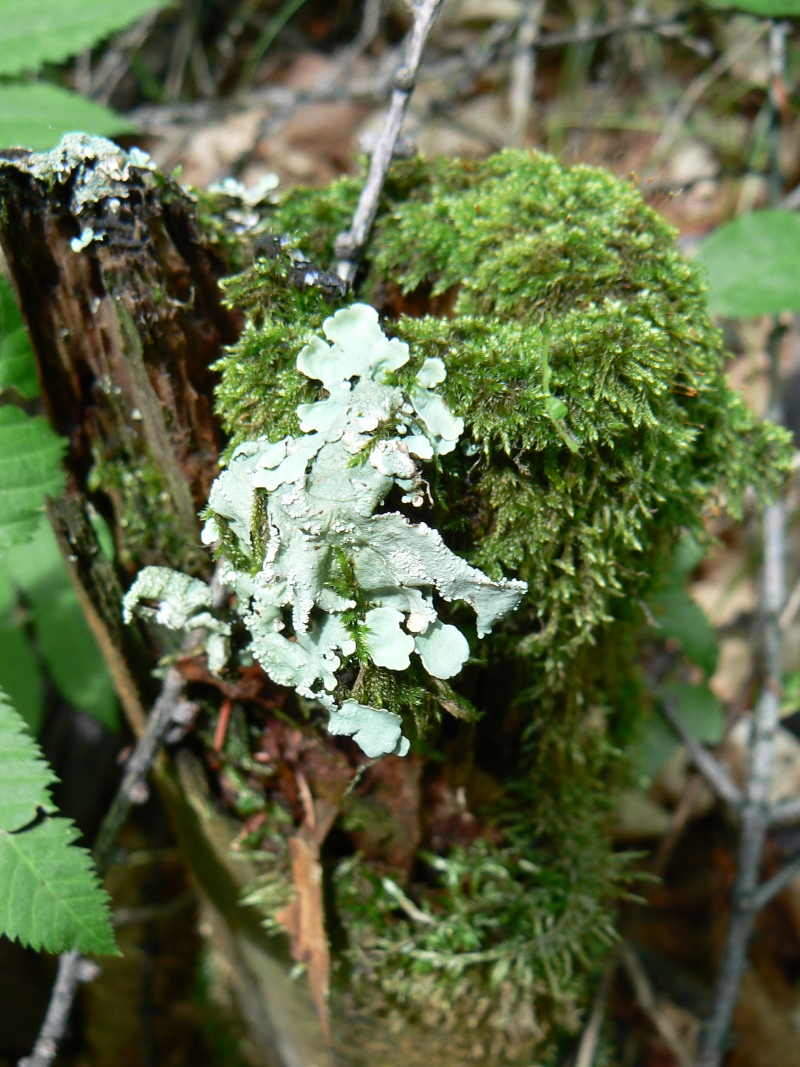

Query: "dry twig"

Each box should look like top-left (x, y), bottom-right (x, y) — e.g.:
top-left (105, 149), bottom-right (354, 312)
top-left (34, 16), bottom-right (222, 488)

top-left (334, 0), bottom-right (445, 285)
top-left (574, 959), bottom-right (616, 1067)
top-left (507, 0), bottom-right (545, 147)
top-left (650, 21), bottom-right (769, 163)
top-left (659, 696), bottom-right (742, 810)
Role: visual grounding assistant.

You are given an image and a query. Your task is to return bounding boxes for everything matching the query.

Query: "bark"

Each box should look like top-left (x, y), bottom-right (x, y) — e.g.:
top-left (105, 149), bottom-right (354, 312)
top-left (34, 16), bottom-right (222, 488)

top-left (0, 138), bottom-right (239, 568)
top-left (0, 138), bottom-right (331, 1067)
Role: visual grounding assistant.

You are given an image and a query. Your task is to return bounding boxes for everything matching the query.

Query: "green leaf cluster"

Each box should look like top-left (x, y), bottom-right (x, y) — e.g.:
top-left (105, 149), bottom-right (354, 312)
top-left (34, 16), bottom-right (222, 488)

top-left (0, 687), bottom-right (116, 954)
top-left (0, 0), bottom-right (173, 152)
top-left (696, 210), bottom-right (800, 318)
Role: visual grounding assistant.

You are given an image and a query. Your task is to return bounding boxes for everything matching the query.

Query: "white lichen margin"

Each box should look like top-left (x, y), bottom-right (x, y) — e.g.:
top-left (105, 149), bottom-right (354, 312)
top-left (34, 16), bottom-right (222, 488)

top-left (124, 304), bottom-right (527, 758)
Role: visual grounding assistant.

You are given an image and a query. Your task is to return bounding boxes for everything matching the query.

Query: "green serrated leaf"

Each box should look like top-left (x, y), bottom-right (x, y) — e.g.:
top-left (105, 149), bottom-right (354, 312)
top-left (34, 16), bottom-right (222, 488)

top-left (696, 211), bottom-right (800, 318)
top-left (0, 619), bottom-right (45, 735)
top-left (705, 0), bottom-right (800, 14)
top-left (0, 690), bottom-right (116, 954)
top-left (0, 0), bottom-right (173, 77)
top-left (0, 690), bottom-right (57, 829)
top-left (0, 83), bottom-right (135, 152)
top-left (0, 819), bottom-right (117, 954)
top-left (0, 406), bottom-right (65, 552)
top-left (0, 276), bottom-right (39, 400)
top-left (5, 520), bottom-right (118, 730)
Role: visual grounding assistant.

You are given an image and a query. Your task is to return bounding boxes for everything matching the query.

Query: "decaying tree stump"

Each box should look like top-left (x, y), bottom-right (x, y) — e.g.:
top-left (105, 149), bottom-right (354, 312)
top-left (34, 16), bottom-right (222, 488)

top-left (0, 135), bottom-right (332, 1067)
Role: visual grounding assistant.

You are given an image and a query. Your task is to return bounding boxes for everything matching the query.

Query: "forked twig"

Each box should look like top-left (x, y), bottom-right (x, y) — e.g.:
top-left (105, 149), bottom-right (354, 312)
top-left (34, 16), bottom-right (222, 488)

top-left (695, 26), bottom-right (789, 1067)
top-left (17, 665), bottom-right (191, 1067)
top-left (335, 0), bottom-right (445, 285)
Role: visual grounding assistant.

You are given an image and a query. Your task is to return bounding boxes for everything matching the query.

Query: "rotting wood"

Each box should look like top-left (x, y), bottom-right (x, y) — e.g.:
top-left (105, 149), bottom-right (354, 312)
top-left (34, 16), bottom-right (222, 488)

top-left (1, 138), bottom-right (333, 1067)
top-left (0, 136), bottom-right (239, 569)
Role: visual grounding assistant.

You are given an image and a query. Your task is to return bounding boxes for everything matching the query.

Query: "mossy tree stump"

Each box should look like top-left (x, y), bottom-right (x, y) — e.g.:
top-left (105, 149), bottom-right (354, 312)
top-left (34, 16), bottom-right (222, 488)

top-left (0, 138), bottom-right (789, 1065)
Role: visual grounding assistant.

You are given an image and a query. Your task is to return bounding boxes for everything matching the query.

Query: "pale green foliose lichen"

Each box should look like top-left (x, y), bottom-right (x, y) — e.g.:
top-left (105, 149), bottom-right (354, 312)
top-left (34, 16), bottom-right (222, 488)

top-left (125, 303), bottom-right (526, 758)
top-left (122, 568), bottom-right (231, 674)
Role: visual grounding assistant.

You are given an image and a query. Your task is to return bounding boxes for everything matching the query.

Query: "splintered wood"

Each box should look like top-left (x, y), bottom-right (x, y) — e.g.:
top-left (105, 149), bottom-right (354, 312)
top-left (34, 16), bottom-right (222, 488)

top-left (275, 773), bottom-right (339, 1041)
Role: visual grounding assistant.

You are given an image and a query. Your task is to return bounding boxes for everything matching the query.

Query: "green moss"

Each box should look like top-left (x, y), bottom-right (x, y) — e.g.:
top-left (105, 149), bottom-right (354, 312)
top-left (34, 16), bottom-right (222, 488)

top-left (213, 149), bottom-right (790, 1062)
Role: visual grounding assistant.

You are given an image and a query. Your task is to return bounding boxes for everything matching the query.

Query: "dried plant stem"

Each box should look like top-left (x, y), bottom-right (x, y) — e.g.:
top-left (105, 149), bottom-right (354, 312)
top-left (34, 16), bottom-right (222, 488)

top-left (574, 959), bottom-right (615, 1067)
top-left (753, 849), bottom-right (800, 912)
top-left (770, 794), bottom-right (800, 826)
top-left (695, 495), bottom-right (784, 1067)
top-left (18, 953), bottom-right (93, 1067)
top-left (620, 944), bottom-right (693, 1067)
top-left (507, 0), bottom-right (544, 147)
top-left (650, 21), bottom-right (768, 163)
top-left (335, 0), bottom-right (445, 285)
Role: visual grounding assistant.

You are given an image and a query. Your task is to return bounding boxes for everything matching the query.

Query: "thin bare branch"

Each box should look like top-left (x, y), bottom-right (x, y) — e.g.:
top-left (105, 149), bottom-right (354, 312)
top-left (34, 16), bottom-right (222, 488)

top-left (574, 959), bottom-right (616, 1067)
top-left (658, 697), bottom-right (742, 810)
top-left (17, 953), bottom-right (98, 1067)
top-left (335, 0), bottom-right (445, 285)
top-left (91, 665), bottom-right (189, 876)
top-left (695, 28), bottom-right (789, 1067)
top-left (753, 850), bottom-right (800, 912)
top-left (650, 21), bottom-right (769, 163)
top-left (507, 1), bottom-right (545, 147)
top-left (770, 795), bottom-right (800, 826)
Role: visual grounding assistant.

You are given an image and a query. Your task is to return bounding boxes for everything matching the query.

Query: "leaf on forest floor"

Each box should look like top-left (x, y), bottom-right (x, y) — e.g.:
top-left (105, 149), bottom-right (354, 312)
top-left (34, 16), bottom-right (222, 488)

top-left (696, 210), bottom-right (800, 318)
